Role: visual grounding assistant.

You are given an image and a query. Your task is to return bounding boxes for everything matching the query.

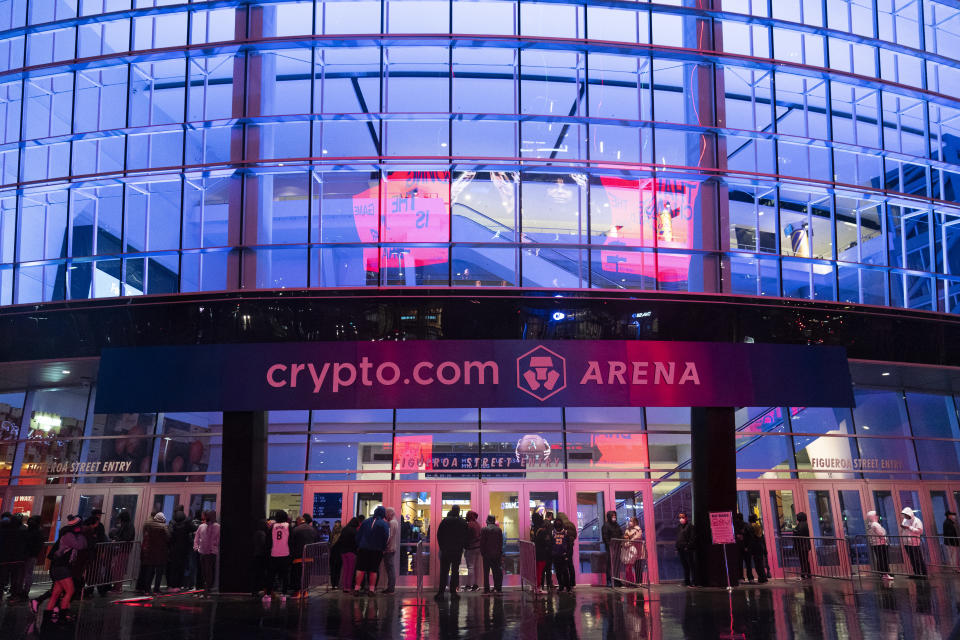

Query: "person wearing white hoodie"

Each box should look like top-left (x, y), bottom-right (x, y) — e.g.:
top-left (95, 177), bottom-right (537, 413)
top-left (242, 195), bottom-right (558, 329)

top-left (899, 507), bottom-right (927, 577)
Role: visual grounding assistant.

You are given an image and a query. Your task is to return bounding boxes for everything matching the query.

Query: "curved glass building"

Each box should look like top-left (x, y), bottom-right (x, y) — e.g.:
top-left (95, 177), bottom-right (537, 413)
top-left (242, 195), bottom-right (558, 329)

top-left (2, 0), bottom-right (960, 589)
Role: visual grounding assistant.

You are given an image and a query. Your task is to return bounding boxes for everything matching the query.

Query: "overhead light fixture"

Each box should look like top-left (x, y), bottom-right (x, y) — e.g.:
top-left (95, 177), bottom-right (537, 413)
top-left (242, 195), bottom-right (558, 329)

top-left (881, 372), bottom-right (891, 377)
top-left (61, 370), bottom-right (70, 375)
top-left (862, 425), bottom-right (870, 430)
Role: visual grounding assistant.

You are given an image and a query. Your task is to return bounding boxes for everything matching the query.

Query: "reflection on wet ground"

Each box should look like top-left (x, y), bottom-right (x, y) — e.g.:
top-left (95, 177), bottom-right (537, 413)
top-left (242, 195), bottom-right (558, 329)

top-left (2, 577), bottom-right (959, 639)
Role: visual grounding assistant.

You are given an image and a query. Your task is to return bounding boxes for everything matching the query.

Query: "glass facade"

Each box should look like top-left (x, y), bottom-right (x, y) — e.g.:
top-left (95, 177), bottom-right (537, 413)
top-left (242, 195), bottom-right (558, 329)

top-left (0, 0), bottom-right (957, 310)
top-left (2, 384), bottom-right (959, 486)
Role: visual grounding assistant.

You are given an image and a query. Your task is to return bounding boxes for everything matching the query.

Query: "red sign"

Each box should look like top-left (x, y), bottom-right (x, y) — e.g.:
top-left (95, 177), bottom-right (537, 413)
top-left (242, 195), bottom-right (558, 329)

top-left (598, 177), bottom-right (700, 283)
top-left (353, 171), bottom-right (450, 273)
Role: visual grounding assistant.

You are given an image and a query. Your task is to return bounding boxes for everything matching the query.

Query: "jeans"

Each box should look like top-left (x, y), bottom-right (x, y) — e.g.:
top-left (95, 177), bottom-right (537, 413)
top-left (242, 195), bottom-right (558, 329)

top-left (797, 547), bottom-right (811, 578)
top-left (382, 551), bottom-right (397, 590)
top-left (553, 555), bottom-right (572, 589)
top-left (743, 547), bottom-right (757, 581)
top-left (167, 551), bottom-right (188, 589)
top-left (437, 551), bottom-right (462, 594)
top-left (905, 545), bottom-right (927, 576)
top-left (482, 555), bottom-right (503, 591)
top-left (464, 549), bottom-right (481, 587)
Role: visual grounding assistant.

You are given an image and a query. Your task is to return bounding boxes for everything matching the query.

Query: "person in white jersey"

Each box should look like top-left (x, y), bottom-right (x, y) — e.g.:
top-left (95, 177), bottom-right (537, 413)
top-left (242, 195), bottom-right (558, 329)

top-left (264, 511), bottom-right (292, 602)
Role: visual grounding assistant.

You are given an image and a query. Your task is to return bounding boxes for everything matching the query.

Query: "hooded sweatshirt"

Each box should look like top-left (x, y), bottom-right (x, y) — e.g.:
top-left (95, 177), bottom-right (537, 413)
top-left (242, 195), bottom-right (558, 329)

top-left (357, 506), bottom-right (390, 552)
top-left (601, 511), bottom-right (623, 548)
top-left (437, 506), bottom-right (469, 554)
top-left (479, 519), bottom-right (503, 557)
top-left (465, 511), bottom-right (482, 550)
top-left (901, 508), bottom-right (923, 546)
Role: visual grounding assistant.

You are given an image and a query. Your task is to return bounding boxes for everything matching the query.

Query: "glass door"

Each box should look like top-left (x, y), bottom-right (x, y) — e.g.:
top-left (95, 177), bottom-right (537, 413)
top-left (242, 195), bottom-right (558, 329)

top-left (569, 486), bottom-right (606, 585)
top-left (439, 484), bottom-right (476, 585)
top-left (9, 490), bottom-right (66, 544)
top-left (397, 486), bottom-right (432, 585)
top-left (737, 485), bottom-right (773, 580)
top-left (483, 484), bottom-right (521, 582)
top-left (767, 482), bottom-right (800, 576)
top-left (610, 483), bottom-right (655, 583)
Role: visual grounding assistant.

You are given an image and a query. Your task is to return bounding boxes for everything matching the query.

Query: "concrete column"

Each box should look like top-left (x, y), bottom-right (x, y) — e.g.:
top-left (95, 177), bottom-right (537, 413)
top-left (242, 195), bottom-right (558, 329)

top-left (691, 406), bottom-right (739, 588)
top-left (218, 411), bottom-right (267, 593)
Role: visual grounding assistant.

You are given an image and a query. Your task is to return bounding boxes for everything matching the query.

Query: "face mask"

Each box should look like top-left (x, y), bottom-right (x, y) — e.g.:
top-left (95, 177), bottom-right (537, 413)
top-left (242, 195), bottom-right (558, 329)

top-left (679, 518), bottom-right (686, 524)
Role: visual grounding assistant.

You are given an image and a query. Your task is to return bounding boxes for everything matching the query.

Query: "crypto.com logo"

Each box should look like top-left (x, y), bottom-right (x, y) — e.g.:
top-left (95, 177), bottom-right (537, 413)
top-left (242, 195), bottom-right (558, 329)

top-left (516, 346), bottom-right (566, 401)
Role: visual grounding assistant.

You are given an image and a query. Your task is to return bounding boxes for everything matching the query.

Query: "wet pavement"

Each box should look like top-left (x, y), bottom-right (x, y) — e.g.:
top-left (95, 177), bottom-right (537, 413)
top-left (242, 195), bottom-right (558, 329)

top-left (2, 577), bottom-right (959, 639)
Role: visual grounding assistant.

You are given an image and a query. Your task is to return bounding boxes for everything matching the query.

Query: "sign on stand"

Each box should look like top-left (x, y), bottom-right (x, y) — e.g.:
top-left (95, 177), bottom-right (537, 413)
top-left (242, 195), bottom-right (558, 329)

top-left (710, 511), bottom-right (736, 545)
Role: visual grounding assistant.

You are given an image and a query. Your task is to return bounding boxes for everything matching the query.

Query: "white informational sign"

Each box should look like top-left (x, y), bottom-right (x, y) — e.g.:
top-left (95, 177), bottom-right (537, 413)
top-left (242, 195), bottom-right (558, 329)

top-left (710, 511), bottom-right (736, 545)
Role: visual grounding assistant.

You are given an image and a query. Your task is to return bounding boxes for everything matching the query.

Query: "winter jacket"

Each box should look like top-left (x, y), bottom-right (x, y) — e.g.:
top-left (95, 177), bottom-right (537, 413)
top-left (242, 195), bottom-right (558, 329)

top-left (601, 518), bottom-right (623, 548)
top-left (534, 525), bottom-right (553, 561)
top-left (332, 524), bottom-right (358, 555)
top-left (109, 521), bottom-right (136, 543)
top-left (944, 517), bottom-right (959, 547)
top-left (25, 526), bottom-right (45, 558)
top-left (675, 522), bottom-right (695, 552)
top-left (901, 512), bottom-right (923, 547)
top-left (168, 513), bottom-right (195, 556)
top-left (385, 518), bottom-right (401, 553)
top-left (437, 512), bottom-right (469, 555)
top-left (479, 523), bottom-right (504, 558)
top-left (866, 520), bottom-right (887, 546)
top-left (557, 513), bottom-right (577, 541)
top-left (357, 507), bottom-right (390, 552)
top-left (141, 521), bottom-right (171, 565)
top-left (291, 522), bottom-right (319, 559)
top-left (794, 520), bottom-right (811, 552)
top-left (194, 522), bottom-right (220, 555)
top-left (465, 515), bottom-right (482, 551)
top-left (5, 522), bottom-right (27, 561)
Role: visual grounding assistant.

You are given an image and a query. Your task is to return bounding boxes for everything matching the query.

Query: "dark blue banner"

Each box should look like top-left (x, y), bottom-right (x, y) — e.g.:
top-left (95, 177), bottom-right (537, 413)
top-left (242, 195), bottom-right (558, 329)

top-left (94, 340), bottom-right (854, 412)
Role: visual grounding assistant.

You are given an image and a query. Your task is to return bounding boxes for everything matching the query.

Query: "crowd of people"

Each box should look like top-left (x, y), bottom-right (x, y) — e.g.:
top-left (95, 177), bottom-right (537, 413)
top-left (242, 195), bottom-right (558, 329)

top-left (4, 498), bottom-right (959, 627)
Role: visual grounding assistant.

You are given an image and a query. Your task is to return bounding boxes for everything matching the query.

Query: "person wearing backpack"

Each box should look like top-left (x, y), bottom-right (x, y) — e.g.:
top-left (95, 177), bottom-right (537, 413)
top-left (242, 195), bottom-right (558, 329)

top-left (44, 515), bottom-right (87, 625)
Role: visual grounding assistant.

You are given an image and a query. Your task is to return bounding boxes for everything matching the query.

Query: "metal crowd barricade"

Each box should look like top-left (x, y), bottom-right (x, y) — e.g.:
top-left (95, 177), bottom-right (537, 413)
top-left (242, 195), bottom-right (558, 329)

top-left (299, 542), bottom-right (331, 595)
top-left (81, 541), bottom-right (141, 594)
top-left (853, 534), bottom-right (943, 578)
top-left (776, 535), bottom-right (852, 580)
top-left (609, 538), bottom-right (648, 587)
top-left (518, 540), bottom-right (537, 591)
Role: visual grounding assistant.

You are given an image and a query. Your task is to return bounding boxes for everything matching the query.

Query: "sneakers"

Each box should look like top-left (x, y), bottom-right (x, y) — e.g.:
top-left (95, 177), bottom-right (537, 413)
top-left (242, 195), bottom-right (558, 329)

top-left (883, 574), bottom-right (895, 581)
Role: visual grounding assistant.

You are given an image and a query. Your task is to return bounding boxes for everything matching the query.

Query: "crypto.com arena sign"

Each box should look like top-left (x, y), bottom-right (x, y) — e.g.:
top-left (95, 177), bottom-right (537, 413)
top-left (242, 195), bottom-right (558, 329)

top-left (95, 340), bottom-right (853, 413)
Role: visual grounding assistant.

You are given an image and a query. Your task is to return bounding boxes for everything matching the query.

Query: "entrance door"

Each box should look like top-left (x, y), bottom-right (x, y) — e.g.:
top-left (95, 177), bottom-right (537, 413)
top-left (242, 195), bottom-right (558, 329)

top-left (147, 483), bottom-right (221, 527)
top-left (72, 486), bottom-right (145, 533)
top-left (8, 489), bottom-right (67, 543)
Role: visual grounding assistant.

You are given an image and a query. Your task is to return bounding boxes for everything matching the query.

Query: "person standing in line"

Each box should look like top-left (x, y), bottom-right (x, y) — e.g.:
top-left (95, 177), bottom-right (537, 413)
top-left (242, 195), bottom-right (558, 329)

top-left (5, 514), bottom-right (27, 603)
top-left (381, 508), bottom-right (401, 594)
top-left (601, 511), bottom-right (623, 588)
top-left (353, 506), bottom-right (389, 597)
top-left (290, 514), bottom-right (319, 599)
top-left (543, 512), bottom-right (556, 589)
top-left (167, 508), bottom-right (195, 592)
top-left (435, 505), bottom-right (468, 601)
top-left (194, 510), bottom-right (220, 598)
top-left (675, 512), bottom-right (696, 587)
top-left (264, 511), bottom-right (292, 602)
top-left (16, 516), bottom-right (44, 602)
top-left (733, 512), bottom-right (754, 582)
top-left (531, 513), bottom-right (552, 595)
top-left (942, 510), bottom-right (959, 569)
top-left (43, 514), bottom-right (87, 626)
top-left (463, 511), bottom-right (482, 592)
top-left (251, 518), bottom-right (268, 597)
top-left (866, 511), bottom-right (893, 581)
top-left (138, 513), bottom-right (170, 595)
top-left (747, 515), bottom-right (768, 584)
top-left (334, 517), bottom-right (361, 592)
top-left (621, 517), bottom-right (643, 585)
top-left (557, 513), bottom-right (578, 591)
top-left (900, 507), bottom-right (927, 578)
top-left (105, 510), bottom-right (136, 594)
top-left (794, 513), bottom-right (812, 579)
top-left (550, 518), bottom-right (572, 592)
top-left (189, 510), bottom-right (204, 591)
top-left (479, 515), bottom-right (504, 594)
